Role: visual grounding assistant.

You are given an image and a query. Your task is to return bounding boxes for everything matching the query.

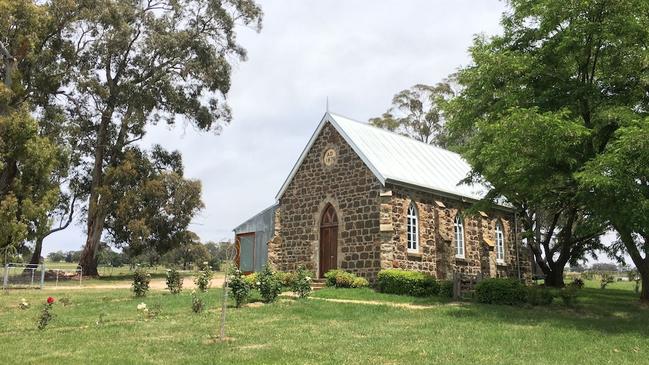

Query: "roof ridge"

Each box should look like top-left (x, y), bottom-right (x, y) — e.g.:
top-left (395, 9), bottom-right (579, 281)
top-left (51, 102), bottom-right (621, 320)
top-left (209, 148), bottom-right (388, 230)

top-left (327, 111), bottom-right (462, 157)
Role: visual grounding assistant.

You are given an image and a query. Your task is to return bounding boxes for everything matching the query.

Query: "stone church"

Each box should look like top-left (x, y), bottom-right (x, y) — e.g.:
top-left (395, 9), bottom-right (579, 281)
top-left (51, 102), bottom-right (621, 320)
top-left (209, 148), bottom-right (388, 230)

top-left (234, 112), bottom-right (531, 282)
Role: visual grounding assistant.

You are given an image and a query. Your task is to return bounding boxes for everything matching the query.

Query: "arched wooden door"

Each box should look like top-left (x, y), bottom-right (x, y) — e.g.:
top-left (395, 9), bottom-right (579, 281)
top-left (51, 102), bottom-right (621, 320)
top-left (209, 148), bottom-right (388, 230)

top-left (319, 204), bottom-right (338, 278)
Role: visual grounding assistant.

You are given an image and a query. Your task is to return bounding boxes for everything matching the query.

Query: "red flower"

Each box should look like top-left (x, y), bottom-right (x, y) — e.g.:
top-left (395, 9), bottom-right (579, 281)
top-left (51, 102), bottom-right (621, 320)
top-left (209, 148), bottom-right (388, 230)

top-left (47, 297), bottom-right (55, 304)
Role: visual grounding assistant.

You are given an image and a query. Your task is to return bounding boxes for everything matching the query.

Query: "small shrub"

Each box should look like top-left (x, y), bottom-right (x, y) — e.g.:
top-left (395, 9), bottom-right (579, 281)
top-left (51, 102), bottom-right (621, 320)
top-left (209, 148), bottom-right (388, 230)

top-left (600, 274), bottom-right (614, 289)
top-left (439, 281), bottom-right (454, 298)
top-left (59, 296), bottom-right (72, 306)
top-left (191, 290), bottom-right (204, 313)
top-left (243, 273), bottom-right (258, 289)
top-left (19, 298), bottom-right (29, 310)
top-left (258, 264), bottom-right (282, 303)
top-left (194, 262), bottom-right (213, 292)
top-left (474, 278), bottom-right (527, 305)
top-left (96, 312), bottom-right (107, 326)
top-left (37, 297), bottom-right (55, 330)
top-left (136, 302), bottom-right (160, 320)
top-left (275, 271), bottom-right (298, 289)
top-left (557, 286), bottom-right (579, 307)
top-left (132, 268), bottom-right (151, 297)
top-left (166, 268), bottom-right (183, 294)
top-left (229, 269), bottom-right (252, 307)
top-left (292, 266), bottom-right (313, 298)
top-left (324, 269), bottom-right (368, 288)
top-left (570, 278), bottom-right (584, 289)
top-left (352, 277), bottom-right (369, 288)
top-left (376, 269), bottom-right (440, 297)
top-left (526, 286), bottom-right (554, 306)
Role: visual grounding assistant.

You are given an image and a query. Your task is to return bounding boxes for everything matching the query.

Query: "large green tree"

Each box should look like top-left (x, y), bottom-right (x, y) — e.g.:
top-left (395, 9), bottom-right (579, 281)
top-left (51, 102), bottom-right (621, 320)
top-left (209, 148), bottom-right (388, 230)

top-left (56, 0), bottom-right (262, 275)
top-left (0, 0), bottom-right (77, 260)
top-left (446, 0), bottom-right (649, 287)
top-left (578, 120), bottom-right (649, 302)
top-left (102, 146), bottom-right (203, 258)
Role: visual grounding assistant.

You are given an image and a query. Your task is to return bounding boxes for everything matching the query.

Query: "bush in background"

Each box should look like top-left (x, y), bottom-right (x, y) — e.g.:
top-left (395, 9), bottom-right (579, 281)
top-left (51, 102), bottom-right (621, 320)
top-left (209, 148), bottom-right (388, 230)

top-left (292, 266), bottom-right (312, 298)
top-left (526, 286), bottom-right (555, 306)
top-left (132, 267), bottom-right (151, 297)
top-left (229, 269), bottom-right (251, 308)
top-left (194, 262), bottom-right (213, 292)
top-left (558, 286), bottom-right (579, 307)
top-left (166, 268), bottom-right (183, 294)
top-left (570, 278), bottom-right (585, 289)
top-left (376, 269), bottom-right (440, 297)
top-left (474, 278), bottom-right (526, 305)
top-left (439, 281), bottom-right (454, 298)
top-left (324, 269), bottom-right (369, 288)
top-left (243, 273), bottom-right (258, 290)
top-left (191, 290), bottom-right (204, 313)
top-left (275, 271), bottom-right (298, 289)
top-left (258, 265), bottom-right (282, 303)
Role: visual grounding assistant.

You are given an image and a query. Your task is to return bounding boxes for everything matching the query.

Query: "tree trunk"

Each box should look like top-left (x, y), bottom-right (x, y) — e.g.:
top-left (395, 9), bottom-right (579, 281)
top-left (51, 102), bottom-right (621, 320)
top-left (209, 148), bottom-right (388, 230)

top-left (78, 107), bottom-right (113, 277)
top-left (79, 205), bottom-right (105, 276)
top-left (543, 266), bottom-right (565, 287)
top-left (641, 275), bottom-right (649, 304)
top-left (29, 236), bottom-right (44, 266)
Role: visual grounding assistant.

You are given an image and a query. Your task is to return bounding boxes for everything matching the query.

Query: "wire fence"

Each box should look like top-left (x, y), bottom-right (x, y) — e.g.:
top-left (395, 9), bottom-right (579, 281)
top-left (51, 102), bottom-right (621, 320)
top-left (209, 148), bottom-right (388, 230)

top-left (2, 263), bottom-right (83, 289)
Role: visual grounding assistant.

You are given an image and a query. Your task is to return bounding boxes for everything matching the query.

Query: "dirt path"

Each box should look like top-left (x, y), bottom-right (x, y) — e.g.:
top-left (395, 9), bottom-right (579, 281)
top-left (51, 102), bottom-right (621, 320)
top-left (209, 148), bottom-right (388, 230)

top-left (43, 277), bottom-right (225, 291)
top-left (306, 296), bottom-right (460, 310)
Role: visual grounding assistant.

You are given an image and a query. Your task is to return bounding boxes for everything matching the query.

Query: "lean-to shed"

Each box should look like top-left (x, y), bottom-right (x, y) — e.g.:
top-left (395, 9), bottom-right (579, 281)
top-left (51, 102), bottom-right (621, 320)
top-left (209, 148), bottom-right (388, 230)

top-left (233, 204), bottom-right (276, 273)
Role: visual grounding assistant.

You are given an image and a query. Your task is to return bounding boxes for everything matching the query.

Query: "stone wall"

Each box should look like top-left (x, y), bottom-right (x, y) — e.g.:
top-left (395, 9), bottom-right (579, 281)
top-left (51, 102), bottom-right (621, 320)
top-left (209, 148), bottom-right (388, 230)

top-left (275, 122), bottom-right (383, 280)
top-left (382, 183), bottom-right (531, 280)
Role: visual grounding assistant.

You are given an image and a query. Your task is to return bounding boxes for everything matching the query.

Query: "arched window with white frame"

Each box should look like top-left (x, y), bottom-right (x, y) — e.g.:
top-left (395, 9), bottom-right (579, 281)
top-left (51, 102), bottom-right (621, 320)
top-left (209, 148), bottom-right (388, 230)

top-left (454, 214), bottom-right (465, 258)
top-left (495, 221), bottom-right (505, 262)
top-left (407, 202), bottom-right (419, 253)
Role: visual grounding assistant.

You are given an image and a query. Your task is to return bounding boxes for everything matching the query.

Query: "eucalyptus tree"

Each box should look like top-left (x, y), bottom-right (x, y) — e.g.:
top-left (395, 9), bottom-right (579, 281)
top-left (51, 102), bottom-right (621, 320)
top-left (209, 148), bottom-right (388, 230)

top-left (446, 0), bottom-right (649, 287)
top-left (0, 0), bottom-right (79, 257)
top-left (61, 0), bottom-right (262, 275)
top-left (370, 81), bottom-right (455, 146)
top-left (102, 145), bottom-right (204, 259)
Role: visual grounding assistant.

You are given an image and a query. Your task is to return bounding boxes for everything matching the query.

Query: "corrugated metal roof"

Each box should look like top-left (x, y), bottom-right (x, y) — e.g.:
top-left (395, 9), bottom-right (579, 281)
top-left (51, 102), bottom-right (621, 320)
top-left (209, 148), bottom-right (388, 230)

top-left (276, 112), bottom-right (491, 203)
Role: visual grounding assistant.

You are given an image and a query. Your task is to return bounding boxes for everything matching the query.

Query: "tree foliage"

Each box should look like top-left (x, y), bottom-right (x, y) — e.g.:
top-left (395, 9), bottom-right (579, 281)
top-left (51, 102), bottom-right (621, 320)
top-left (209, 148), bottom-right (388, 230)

top-left (577, 119), bottom-right (649, 301)
top-left (45, 0), bottom-right (263, 275)
top-left (102, 146), bottom-right (203, 257)
top-left (1, 0), bottom-right (80, 260)
top-left (370, 82), bottom-right (455, 146)
top-left (446, 0), bottom-right (649, 287)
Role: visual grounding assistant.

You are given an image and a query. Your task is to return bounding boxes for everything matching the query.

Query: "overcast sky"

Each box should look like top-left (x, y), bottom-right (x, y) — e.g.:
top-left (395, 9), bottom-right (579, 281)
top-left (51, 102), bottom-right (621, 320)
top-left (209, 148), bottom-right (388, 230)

top-left (46, 0), bottom-right (512, 254)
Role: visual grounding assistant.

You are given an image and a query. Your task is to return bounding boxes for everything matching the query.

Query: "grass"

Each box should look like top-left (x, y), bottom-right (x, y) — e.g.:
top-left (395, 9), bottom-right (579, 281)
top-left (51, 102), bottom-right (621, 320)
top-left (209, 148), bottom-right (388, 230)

top-left (0, 280), bottom-right (647, 364)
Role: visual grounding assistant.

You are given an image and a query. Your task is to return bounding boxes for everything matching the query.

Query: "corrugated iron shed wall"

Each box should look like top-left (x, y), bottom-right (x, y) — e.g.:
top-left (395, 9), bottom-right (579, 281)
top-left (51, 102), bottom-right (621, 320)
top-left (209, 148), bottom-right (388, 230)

top-left (233, 204), bottom-right (276, 272)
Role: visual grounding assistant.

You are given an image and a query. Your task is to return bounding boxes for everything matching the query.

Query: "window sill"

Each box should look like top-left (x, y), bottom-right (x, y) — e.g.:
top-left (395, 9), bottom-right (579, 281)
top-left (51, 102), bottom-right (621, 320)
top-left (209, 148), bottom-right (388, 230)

top-left (496, 261), bottom-right (507, 267)
top-left (407, 251), bottom-right (422, 258)
top-left (455, 256), bottom-right (467, 263)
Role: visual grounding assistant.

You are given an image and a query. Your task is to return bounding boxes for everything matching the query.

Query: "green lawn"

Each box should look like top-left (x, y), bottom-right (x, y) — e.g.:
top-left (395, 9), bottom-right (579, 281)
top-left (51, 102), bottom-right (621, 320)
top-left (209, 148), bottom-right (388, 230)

top-left (0, 281), bottom-right (647, 364)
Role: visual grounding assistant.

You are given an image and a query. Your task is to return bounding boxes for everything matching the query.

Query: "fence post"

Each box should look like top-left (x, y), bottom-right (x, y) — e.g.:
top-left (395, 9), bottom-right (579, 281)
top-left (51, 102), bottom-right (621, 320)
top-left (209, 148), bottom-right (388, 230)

top-left (40, 264), bottom-right (45, 289)
top-left (2, 264), bottom-right (8, 290)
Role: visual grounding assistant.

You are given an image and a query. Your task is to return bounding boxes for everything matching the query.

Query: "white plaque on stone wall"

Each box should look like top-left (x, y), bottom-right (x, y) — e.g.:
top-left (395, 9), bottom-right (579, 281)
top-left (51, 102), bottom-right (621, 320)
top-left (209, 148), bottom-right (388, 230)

top-left (323, 148), bottom-right (337, 166)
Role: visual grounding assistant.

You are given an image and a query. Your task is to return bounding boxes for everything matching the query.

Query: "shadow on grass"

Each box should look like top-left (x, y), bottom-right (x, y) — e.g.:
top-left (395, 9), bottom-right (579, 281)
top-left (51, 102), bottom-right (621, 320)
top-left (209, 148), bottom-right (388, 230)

top-left (447, 287), bottom-right (649, 336)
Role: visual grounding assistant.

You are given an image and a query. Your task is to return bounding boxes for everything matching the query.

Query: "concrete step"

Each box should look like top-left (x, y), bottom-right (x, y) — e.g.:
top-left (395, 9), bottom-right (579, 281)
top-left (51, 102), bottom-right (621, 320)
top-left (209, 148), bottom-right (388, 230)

top-left (310, 280), bottom-right (327, 291)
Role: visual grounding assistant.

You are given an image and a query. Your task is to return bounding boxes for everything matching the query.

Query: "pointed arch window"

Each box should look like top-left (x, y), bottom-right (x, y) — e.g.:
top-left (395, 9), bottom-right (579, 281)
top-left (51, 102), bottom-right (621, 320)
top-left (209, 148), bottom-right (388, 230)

top-left (454, 214), bottom-right (465, 258)
top-left (495, 222), bottom-right (505, 262)
top-left (407, 202), bottom-right (419, 253)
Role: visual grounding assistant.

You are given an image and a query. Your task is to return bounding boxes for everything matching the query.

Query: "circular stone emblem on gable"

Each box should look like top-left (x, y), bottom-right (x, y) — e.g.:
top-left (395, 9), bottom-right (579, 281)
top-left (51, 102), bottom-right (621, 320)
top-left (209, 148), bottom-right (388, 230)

top-left (323, 148), bottom-right (337, 166)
